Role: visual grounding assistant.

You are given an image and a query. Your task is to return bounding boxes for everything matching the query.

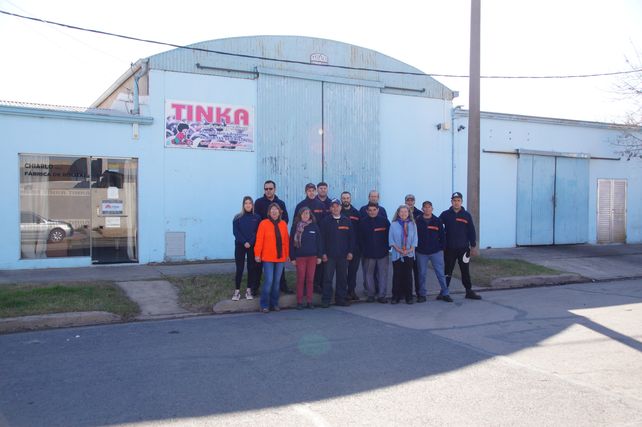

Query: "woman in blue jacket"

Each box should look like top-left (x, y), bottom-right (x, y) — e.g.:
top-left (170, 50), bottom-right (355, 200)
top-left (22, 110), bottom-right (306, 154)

top-left (232, 196), bottom-right (261, 300)
top-left (389, 204), bottom-right (418, 304)
top-left (290, 206), bottom-right (323, 309)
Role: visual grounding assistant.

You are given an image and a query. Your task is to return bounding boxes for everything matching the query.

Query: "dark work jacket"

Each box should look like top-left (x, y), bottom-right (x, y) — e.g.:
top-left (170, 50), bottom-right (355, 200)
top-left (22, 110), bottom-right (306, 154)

top-left (232, 213), bottom-right (261, 246)
top-left (316, 196), bottom-right (333, 219)
top-left (321, 215), bottom-right (355, 258)
top-left (254, 195), bottom-right (289, 223)
top-left (415, 215), bottom-right (445, 255)
top-left (359, 204), bottom-right (388, 220)
top-left (295, 197), bottom-right (326, 223)
top-left (342, 205), bottom-right (361, 253)
top-left (439, 206), bottom-right (477, 249)
top-left (289, 222), bottom-right (323, 260)
top-left (358, 215), bottom-right (391, 259)
top-left (411, 206), bottom-right (422, 220)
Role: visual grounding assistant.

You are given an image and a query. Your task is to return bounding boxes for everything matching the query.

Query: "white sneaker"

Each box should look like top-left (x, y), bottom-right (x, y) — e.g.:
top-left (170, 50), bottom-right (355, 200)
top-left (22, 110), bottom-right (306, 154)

top-left (245, 289), bottom-right (254, 300)
top-left (232, 290), bottom-right (241, 301)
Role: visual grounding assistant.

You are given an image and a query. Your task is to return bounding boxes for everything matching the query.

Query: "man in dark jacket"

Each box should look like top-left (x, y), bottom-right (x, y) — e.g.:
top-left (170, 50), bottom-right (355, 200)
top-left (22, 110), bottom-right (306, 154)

top-left (320, 199), bottom-right (355, 307)
top-left (358, 203), bottom-right (390, 303)
top-left (439, 192), bottom-right (481, 300)
top-left (295, 183), bottom-right (325, 222)
top-left (341, 191), bottom-right (361, 300)
top-left (255, 180), bottom-right (289, 223)
top-left (416, 201), bottom-right (452, 302)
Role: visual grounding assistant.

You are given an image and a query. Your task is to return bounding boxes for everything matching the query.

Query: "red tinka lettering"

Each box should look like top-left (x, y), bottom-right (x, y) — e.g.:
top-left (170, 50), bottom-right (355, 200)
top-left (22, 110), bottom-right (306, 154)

top-left (171, 103), bottom-right (250, 125)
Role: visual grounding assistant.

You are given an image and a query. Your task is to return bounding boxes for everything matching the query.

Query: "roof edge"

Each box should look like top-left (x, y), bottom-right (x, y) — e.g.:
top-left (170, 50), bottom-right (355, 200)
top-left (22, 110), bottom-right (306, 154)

top-left (90, 59), bottom-right (144, 109)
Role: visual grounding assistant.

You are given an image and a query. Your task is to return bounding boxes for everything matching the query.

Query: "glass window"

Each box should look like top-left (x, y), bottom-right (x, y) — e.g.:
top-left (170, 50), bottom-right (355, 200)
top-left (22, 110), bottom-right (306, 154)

top-left (19, 154), bottom-right (92, 259)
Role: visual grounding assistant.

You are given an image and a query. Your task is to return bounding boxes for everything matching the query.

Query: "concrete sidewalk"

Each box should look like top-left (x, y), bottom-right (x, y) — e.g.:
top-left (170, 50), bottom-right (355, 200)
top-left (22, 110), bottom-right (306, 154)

top-left (1, 244), bottom-right (641, 332)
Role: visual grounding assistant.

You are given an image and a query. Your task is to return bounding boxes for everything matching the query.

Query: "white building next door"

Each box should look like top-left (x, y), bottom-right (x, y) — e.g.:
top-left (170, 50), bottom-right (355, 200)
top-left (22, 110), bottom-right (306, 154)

top-left (597, 179), bottom-right (627, 243)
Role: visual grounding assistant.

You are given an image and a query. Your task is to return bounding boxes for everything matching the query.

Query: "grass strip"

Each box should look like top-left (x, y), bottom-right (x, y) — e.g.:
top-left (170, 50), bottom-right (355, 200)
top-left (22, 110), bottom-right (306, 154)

top-left (170, 271), bottom-right (297, 312)
top-left (454, 257), bottom-right (561, 287)
top-left (0, 282), bottom-right (140, 319)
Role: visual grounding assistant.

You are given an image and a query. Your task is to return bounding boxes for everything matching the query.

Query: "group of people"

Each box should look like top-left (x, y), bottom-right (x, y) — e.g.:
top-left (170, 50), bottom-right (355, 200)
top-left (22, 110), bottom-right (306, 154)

top-left (232, 180), bottom-right (481, 313)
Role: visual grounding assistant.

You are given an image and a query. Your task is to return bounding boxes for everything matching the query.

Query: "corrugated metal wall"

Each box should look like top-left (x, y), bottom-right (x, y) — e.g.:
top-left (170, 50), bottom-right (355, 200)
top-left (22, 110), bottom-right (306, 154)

top-left (257, 74), bottom-right (322, 215)
top-left (323, 82), bottom-right (380, 204)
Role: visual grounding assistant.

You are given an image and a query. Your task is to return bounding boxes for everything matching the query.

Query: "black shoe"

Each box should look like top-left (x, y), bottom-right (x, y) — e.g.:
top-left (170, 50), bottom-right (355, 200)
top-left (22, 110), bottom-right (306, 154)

top-left (436, 294), bottom-right (443, 301)
top-left (335, 300), bottom-right (351, 307)
top-left (390, 298), bottom-right (400, 305)
top-left (441, 295), bottom-right (454, 302)
top-left (349, 291), bottom-right (360, 301)
top-left (307, 303), bottom-right (315, 309)
top-left (321, 302), bottom-right (330, 308)
top-left (465, 291), bottom-right (482, 300)
top-left (377, 297), bottom-right (389, 304)
top-left (416, 296), bottom-right (427, 303)
top-left (366, 296), bottom-right (375, 303)
top-left (405, 298), bottom-right (414, 305)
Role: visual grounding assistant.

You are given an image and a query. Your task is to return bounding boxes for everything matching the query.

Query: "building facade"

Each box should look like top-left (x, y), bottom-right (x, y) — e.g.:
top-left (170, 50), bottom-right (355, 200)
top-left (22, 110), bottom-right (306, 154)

top-left (0, 36), bottom-right (639, 270)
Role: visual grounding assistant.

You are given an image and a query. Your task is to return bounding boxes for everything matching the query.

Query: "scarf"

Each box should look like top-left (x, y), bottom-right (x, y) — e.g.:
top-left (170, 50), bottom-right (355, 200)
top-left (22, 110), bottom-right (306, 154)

top-left (397, 218), bottom-right (410, 251)
top-left (294, 219), bottom-right (311, 248)
top-left (271, 219), bottom-right (283, 258)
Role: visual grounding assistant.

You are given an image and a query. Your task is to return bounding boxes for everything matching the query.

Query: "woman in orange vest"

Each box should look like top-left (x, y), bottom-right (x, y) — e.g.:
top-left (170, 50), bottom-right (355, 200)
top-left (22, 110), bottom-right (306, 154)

top-left (254, 203), bottom-right (290, 313)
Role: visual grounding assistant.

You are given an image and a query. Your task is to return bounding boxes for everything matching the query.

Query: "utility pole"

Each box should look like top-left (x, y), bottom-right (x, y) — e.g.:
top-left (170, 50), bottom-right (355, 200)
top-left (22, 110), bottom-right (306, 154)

top-left (467, 0), bottom-right (481, 245)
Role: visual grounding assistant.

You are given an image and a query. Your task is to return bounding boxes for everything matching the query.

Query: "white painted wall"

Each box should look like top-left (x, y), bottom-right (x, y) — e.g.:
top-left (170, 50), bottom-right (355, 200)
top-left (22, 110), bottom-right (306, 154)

top-left (147, 70), bottom-right (257, 261)
top-left (380, 93), bottom-right (453, 217)
top-left (454, 114), bottom-right (642, 247)
top-left (0, 112), bottom-right (146, 269)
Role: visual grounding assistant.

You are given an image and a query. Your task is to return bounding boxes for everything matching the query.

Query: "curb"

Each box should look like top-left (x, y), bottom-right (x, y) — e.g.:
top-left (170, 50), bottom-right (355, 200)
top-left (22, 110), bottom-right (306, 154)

top-left (0, 311), bottom-right (121, 334)
top-left (488, 273), bottom-right (588, 289)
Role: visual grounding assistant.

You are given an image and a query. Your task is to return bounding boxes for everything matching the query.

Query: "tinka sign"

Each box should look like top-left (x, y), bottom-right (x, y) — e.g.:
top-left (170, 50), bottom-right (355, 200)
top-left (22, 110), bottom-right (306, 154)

top-left (165, 100), bottom-right (254, 151)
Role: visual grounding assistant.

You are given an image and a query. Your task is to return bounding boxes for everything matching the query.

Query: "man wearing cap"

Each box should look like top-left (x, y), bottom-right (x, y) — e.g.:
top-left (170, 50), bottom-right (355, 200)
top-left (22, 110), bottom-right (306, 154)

top-left (439, 192), bottom-right (481, 300)
top-left (359, 202), bottom-right (391, 303)
top-left (416, 201), bottom-right (452, 302)
top-left (405, 194), bottom-right (422, 299)
top-left (320, 198), bottom-right (356, 307)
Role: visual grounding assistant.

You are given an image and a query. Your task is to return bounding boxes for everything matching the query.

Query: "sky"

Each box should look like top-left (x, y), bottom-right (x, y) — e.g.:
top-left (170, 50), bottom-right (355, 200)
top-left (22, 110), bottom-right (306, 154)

top-left (0, 0), bottom-right (641, 123)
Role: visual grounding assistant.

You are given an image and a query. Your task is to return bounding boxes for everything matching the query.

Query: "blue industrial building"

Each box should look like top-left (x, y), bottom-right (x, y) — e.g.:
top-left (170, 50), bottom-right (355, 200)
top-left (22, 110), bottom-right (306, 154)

top-left (1, 36), bottom-right (640, 269)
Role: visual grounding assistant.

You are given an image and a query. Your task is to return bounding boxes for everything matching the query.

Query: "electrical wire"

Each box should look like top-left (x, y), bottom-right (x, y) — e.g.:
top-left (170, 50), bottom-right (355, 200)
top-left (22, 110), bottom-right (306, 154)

top-left (1, 8), bottom-right (641, 80)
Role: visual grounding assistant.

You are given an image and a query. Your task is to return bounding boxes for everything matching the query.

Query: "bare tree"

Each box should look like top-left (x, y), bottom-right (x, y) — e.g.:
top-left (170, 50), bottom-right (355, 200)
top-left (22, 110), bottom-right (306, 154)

top-left (613, 53), bottom-right (642, 160)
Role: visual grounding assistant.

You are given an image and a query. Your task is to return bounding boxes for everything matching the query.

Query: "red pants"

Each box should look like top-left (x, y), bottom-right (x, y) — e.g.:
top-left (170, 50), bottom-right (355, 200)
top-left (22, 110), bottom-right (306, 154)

top-left (295, 256), bottom-right (317, 304)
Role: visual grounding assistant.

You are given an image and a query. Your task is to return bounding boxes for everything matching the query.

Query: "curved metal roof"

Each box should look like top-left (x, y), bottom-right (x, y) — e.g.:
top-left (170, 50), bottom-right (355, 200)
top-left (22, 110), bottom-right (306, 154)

top-left (147, 35), bottom-right (454, 100)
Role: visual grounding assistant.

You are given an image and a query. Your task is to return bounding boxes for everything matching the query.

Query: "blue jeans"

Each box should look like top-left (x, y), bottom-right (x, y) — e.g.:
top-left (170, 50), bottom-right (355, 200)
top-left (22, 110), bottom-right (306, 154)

top-left (261, 262), bottom-right (284, 309)
top-left (416, 251), bottom-right (449, 297)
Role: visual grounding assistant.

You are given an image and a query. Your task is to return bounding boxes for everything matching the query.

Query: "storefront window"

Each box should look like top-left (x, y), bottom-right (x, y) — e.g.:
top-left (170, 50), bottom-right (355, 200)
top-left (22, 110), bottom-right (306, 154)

top-left (19, 154), bottom-right (138, 262)
top-left (20, 154), bottom-right (91, 258)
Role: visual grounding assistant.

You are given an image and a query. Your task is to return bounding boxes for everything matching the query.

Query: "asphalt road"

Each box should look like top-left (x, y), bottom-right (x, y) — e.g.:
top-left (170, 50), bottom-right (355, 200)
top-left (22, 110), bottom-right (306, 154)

top-left (1, 279), bottom-right (641, 427)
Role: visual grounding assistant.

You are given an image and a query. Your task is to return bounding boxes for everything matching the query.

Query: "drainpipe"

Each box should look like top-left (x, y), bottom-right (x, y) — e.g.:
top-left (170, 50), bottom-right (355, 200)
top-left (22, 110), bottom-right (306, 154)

top-left (451, 105), bottom-right (463, 193)
top-left (132, 59), bottom-right (149, 115)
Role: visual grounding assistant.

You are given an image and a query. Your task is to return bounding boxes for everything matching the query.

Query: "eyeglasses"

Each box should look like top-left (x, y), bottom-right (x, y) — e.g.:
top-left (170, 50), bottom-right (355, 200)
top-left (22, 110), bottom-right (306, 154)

top-left (264, 187), bottom-right (274, 191)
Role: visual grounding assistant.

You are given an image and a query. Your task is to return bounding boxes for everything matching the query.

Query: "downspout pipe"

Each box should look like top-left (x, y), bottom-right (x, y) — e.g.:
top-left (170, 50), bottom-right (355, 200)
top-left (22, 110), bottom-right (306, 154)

top-left (451, 105), bottom-right (463, 194)
top-left (132, 59), bottom-right (149, 115)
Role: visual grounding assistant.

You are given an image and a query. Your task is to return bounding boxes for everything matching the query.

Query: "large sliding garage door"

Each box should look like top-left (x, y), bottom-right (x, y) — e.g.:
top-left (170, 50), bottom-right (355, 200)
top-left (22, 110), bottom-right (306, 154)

top-left (257, 73), bottom-right (380, 210)
top-left (517, 153), bottom-right (589, 245)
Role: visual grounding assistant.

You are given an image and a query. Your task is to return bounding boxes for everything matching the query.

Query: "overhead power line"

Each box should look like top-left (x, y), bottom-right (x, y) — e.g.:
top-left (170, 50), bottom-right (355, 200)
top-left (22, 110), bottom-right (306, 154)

top-left (1, 9), bottom-right (641, 80)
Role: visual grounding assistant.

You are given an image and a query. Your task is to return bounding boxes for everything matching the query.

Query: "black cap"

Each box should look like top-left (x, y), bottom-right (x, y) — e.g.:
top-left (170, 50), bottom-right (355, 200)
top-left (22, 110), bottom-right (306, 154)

top-left (451, 192), bottom-right (463, 199)
top-left (305, 183), bottom-right (316, 190)
top-left (330, 198), bottom-right (341, 206)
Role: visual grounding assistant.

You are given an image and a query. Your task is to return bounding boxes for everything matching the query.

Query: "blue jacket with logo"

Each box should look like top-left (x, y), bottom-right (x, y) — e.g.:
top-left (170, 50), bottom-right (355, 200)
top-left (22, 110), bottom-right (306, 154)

top-left (233, 212), bottom-right (261, 246)
top-left (358, 215), bottom-right (390, 259)
top-left (321, 215), bottom-right (356, 257)
top-left (439, 206), bottom-right (477, 249)
top-left (415, 215), bottom-right (445, 255)
top-left (289, 222), bottom-right (323, 260)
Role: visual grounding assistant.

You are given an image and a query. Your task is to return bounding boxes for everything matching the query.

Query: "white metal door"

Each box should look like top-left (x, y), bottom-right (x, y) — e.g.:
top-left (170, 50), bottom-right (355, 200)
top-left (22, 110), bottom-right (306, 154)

top-left (597, 179), bottom-right (627, 243)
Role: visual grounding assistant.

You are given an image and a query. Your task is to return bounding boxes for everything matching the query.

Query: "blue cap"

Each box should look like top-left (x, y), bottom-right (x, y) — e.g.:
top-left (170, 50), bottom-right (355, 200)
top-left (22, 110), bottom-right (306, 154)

top-left (330, 198), bottom-right (341, 206)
